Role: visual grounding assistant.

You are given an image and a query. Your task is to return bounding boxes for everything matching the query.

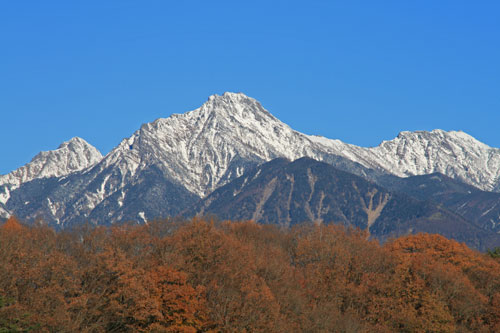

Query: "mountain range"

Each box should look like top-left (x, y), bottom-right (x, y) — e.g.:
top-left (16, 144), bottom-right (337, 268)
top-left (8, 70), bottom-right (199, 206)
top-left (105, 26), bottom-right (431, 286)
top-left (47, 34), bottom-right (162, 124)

top-left (185, 157), bottom-right (500, 250)
top-left (1, 92), bottom-right (499, 249)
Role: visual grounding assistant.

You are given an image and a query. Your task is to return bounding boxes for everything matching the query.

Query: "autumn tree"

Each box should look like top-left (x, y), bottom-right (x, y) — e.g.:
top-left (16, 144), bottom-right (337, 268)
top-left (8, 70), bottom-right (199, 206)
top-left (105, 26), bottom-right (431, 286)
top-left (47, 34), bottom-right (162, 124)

top-left (158, 219), bottom-right (282, 332)
top-left (2, 216), bottom-right (500, 332)
top-left (387, 233), bottom-right (500, 332)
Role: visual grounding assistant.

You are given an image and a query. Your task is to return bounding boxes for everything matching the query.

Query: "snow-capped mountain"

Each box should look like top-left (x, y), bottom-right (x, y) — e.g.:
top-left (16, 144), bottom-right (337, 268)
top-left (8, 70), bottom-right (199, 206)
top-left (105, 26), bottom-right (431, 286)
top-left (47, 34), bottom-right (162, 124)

top-left (0, 203), bottom-right (9, 219)
top-left (0, 137), bottom-right (102, 188)
top-left (0, 137), bottom-right (102, 217)
top-left (334, 129), bottom-right (500, 192)
top-left (3, 92), bottom-right (500, 226)
top-left (184, 157), bottom-right (500, 251)
top-left (96, 92), bottom-right (371, 197)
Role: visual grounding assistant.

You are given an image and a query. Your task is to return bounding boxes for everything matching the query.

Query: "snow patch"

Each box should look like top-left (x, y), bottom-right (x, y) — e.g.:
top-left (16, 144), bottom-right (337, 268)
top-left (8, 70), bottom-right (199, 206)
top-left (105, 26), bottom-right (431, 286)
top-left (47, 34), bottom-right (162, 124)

top-left (3, 92), bottom-right (500, 227)
top-left (138, 211), bottom-right (147, 224)
top-left (117, 191), bottom-right (125, 207)
top-left (0, 137), bottom-right (103, 189)
top-left (0, 187), bottom-right (10, 204)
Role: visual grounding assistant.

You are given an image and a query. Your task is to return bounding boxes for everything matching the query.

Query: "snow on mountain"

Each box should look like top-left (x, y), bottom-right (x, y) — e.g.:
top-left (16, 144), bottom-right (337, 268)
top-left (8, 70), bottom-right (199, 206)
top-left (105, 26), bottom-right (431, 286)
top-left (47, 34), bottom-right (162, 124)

top-left (4, 93), bottom-right (369, 225)
top-left (139, 91), bottom-right (499, 194)
top-left (64, 92), bottom-right (500, 216)
top-left (0, 203), bottom-right (9, 219)
top-left (3, 92), bottom-right (500, 226)
top-left (0, 137), bottom-right (102, 187)
top-left (309, 129), bottom-right (500, 192)
top-left (102, 92), bottom-right (331, 197)
top-left (0, 137), bottom-right (103, 207)
top-left (363, 130), bottom-right (500, 191)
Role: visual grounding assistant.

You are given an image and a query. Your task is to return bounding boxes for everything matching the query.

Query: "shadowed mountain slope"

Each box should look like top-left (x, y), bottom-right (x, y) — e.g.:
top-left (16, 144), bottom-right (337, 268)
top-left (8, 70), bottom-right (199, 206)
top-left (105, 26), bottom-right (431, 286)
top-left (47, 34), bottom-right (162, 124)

top-left (186, 157), bottom-right (500, 250)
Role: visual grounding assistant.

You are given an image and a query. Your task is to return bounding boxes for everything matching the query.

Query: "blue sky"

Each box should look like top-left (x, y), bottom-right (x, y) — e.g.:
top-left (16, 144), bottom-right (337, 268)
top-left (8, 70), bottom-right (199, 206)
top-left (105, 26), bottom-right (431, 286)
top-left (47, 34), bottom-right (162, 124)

top-left (1, 1), bottom-right (499, 174)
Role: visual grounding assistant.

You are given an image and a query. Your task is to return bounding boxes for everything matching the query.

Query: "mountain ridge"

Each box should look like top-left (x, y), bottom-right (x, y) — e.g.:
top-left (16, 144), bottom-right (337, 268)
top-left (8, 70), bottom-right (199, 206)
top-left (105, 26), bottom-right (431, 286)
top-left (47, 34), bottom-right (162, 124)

top-left (185, 157), bottom-right (500, 251)
top-left (2, 92), bottom-right (500, 231)
top-left (0, 137), bottom-right (102, 218)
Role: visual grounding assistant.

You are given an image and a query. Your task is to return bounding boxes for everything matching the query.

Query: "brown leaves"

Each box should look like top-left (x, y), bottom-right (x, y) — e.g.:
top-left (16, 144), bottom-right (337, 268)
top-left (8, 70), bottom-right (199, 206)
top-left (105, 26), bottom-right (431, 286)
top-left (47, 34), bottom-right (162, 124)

top-left (2, 218), bottom-right (500, 332)
top-left (1, 216), bottom-right (25, 232)
top-left (147, 265), bottom-right (208, 332)
top-left (387, 233), bottom-right (500, 331)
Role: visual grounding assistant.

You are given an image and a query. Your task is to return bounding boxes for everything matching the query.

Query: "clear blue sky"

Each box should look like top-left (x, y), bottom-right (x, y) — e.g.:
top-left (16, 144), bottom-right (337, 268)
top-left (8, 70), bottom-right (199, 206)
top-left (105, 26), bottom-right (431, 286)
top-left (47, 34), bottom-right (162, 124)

top-left (1, 1), bottom-right (499, 174)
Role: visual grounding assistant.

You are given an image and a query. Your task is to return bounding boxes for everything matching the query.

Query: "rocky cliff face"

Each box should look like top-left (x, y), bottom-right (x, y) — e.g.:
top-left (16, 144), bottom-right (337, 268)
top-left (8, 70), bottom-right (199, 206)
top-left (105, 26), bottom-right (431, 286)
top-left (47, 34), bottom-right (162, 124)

top-left (0, 137), bottom-right (103, 188)
top-left (0, 137), bottom-right (102, 218)
top-left (2, 92), bottom-right (500, 228)
top-left (185, 157), bottom-right (500, 251)
top-left (84, 92), bottom-right (500, 198)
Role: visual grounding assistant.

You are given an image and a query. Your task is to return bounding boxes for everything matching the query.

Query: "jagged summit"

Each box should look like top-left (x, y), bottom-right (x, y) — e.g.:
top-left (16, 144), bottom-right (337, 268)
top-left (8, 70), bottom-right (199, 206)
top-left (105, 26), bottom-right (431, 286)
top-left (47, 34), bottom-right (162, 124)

top-left (0, 136), bottom-right (103, 218)
top-left (196, 91), bottom-right (274, 120)
top-left (367, 129), bottom-right (500, 189)
top-left (0, 136), bottom-right (102, 190)
top-left (395, 129), bottom-right (481, 143)
top-left (145, 92), bottom-right (271, 129)
top-left (58, 136), bottom-right (91, 149)
top-left (3, 92), bottom-right (500, 227)
top-left (93, 92), bottom-right (500, 199)
top-left (207, 91), bottom-right (251, 101)
top-left (94, 91), bottom-right (317, 199)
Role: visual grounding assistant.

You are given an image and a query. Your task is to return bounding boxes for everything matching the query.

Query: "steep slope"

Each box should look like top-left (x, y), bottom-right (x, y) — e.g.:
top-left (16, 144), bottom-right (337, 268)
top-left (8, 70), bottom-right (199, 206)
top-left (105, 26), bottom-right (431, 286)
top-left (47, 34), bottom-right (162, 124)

top-left (0, 137), bottom-right (102, 188)
top-left (310, 130), bottom-right (500, 192)
top-left (186, 157), bottom-right (394, 229)
top-left (6, 165), bottom-right (199, 228)
top-left (5, 93), bottom-right (378, 227)
top-left (0, 203), bottom-right (9, 219)
top-left (379, 172), bottom-right (480, 199)
top-left (366, 130), bottom-right (500, 191)
top-left (4, 92), bottom-right (500, 227)
top-left (96, 92), bottom-right (380, 197)
top-left (69, 92), bottom-right (500, 200)
top-left (382, 173), bottom-right (500, 233)
top-left (0, 137), bottom-right (102, 216)
top-left (186, 157), bottom-right (500, 250)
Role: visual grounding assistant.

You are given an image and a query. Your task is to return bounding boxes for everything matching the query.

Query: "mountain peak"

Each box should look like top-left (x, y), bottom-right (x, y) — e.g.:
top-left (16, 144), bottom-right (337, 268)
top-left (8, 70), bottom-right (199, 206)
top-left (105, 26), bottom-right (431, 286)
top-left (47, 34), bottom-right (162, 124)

top-left (0, 137), bottom-right (103, 191)
top-left (203, 92), bottom-right (262, 114)
top-left (392, 129), bottom-right (492, 150)
top-left (207, 91), bottom-right (252, 102)
top-left (3, 93), bottom-right (500, 229)
top-left (396, 129), bottom-right (445, 139)
top-left (107, 92), bottom-right (319, 197)
top-left (116, 94), bottom-right (500, 197)
top-left (57, 136), bottom-right (97, 150)
top-left (179, 92), bottom-right (278, 133)
top-left (366, 128), bottom-right (500, 190)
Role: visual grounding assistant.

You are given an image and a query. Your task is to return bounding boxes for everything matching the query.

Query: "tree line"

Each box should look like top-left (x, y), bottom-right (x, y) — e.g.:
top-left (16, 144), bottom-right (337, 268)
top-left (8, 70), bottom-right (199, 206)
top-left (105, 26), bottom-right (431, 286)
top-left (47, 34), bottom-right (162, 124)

top-left (1, 216), bottom-right (500, 332)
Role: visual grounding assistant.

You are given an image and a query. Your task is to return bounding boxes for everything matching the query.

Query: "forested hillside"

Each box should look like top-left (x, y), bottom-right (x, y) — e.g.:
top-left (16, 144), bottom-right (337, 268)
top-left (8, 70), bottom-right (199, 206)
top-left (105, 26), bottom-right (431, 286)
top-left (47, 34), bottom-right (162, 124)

top-left (1, 216), bottom-right (500, 332)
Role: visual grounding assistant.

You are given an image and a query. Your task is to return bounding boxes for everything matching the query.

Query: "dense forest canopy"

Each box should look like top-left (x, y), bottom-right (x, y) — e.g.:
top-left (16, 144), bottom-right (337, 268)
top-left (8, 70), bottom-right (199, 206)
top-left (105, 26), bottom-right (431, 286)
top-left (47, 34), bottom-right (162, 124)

top-left (1, 216), bottom-right (500, 332)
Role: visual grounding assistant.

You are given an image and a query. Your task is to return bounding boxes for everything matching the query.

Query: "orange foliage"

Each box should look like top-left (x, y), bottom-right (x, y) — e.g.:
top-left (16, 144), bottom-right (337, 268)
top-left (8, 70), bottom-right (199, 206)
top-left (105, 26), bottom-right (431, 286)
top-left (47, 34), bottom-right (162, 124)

top-left (1, 216), bottom-right (25, 232)
top-left (1, 218), bottom-right (500, 332)
top-left (387, 233), bottom-right (500, 332)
